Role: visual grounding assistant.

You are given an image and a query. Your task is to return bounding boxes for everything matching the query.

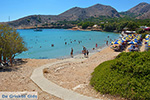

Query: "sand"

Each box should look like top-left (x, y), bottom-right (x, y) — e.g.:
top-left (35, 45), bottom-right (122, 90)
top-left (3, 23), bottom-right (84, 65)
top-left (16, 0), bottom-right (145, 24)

top-left (0, 59), bottom-right (62, 100)
top-left (43, 47), bottom-right (126, 100)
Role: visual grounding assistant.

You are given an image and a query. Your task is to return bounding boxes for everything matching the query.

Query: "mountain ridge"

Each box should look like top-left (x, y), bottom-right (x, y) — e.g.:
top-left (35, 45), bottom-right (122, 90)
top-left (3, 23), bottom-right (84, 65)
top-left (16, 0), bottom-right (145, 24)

top-left (2, 2), bottom-right (150, 28)
top-left (120, 2), bottom-right (150, 18)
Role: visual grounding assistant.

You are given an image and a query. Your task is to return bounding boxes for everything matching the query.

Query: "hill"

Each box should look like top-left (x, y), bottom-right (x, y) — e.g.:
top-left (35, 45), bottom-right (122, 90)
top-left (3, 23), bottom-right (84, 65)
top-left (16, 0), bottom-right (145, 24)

top-left (120, 2), bottom-right (150, 18)
top-left (137, 10), bottom-right (150, 19)
top-left (5, 3), bottom-right (120, 28)
top-left (59, 4), bottom-right (120, 20)
top-left (2, 2), bottom-right (150, 28)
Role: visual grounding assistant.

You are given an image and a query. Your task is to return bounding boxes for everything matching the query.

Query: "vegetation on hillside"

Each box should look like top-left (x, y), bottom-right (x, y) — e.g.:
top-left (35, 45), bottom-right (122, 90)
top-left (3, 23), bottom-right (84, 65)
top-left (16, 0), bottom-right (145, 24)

top-left (0, 24), bottom-right (27, 66)
top-left (90, 51), bottom-right (150, 100)
top-left (55, 16), bottom-right (150, 32)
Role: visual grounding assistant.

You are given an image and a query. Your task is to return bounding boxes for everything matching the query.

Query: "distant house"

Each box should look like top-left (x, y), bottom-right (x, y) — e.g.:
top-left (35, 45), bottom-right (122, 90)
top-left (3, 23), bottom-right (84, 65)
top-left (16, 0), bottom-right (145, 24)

top-left (93, 25), bottom-right (98, 28)
top-left (92, 25), bottom-right (102, 31)
top-left (72, 26), bottom-right (80, 30)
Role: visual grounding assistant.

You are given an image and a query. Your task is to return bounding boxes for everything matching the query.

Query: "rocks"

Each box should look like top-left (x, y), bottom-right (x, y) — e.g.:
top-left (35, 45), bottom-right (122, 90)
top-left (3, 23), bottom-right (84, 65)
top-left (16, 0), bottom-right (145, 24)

top-left (43, 68), bottom-right (49, 73)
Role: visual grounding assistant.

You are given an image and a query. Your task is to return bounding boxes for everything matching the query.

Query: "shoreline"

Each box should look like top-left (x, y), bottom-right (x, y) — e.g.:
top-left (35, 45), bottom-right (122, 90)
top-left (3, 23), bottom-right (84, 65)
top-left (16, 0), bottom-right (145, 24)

top-left (58, 44), bottom-right (108, 60)
top-left (16, 27), bottom-right (120, 34)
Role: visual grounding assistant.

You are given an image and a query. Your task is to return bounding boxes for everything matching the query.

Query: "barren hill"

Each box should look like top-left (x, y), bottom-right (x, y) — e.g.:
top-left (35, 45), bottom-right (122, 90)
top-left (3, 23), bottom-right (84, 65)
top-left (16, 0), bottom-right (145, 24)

top-left (5, 4), bottom-right (120, 28)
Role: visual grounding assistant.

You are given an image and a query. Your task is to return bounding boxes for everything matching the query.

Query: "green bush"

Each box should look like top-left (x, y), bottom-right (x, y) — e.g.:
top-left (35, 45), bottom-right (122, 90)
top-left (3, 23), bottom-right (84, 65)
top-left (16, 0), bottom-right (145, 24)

top-left (136, 28), bottom-right (145, 34)
top-left (90, 51), bottom-right (150, 100)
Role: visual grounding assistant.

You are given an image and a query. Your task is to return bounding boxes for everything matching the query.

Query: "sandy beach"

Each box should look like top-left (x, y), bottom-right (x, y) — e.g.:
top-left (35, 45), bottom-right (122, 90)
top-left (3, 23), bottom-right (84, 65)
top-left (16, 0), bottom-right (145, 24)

top-left (0, 59), bottom-right (62, 100)
top-left (43, 47), bottom-right (124, 100)
top-left (0, 46), bottom-right (122, 100)
top-left (1, 42), bottom-right (145, 100)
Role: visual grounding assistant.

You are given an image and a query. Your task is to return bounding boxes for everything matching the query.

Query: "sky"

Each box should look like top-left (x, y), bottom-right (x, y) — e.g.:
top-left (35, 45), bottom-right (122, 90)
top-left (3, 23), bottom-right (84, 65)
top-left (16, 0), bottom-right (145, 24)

top-left (0, 0), bottom-right (150, 22)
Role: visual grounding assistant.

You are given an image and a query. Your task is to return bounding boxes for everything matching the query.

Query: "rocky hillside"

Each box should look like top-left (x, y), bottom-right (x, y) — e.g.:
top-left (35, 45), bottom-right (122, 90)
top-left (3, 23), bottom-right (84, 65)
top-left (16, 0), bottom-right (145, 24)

top-left (59, 4), bottom-right (120, 20)
top-left (3, 2), bottom-right (150, 28)
top-left (7, 15), bottom-right (65, 28)
top-left (137, 10), bottom-right (150, 19)
top-left (127, 2), bottom-right (150, 15)
top-left (120, 2), bottom-right (150, 19)
top-left (5, 3), bottom-right (120, 28)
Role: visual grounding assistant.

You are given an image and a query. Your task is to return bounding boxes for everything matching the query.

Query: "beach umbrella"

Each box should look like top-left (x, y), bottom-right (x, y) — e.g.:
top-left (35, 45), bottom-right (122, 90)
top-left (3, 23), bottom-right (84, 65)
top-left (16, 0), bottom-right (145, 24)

top-left (126, 35), bottom-right (130, 38)
top-left (118, 40), bottom-right (122, 44)
top-left (125, 37), bottom-right (129, 40)
top-left (145, 35), bottom-right (150, 38)
top-left (121, 38), bottom-right (126, 41)
top-left (110, 41), bottom-right (114, 45)
top-left (121, 39), bottom-right (125, 43)
top-left (128, 41), bottom-right (137, 44)
top-left (128, 35), bottom-right (131, 38)
top-left (145, 38), bottom-right (149, 40)
top-left (134, 38), bottom-right (138, 42)
top-left (145, 40), bottom-right (149, 42)
top-left (114, 40), bottom-right (122, 44)
top-left (114, 41), bottom-right (119, 44)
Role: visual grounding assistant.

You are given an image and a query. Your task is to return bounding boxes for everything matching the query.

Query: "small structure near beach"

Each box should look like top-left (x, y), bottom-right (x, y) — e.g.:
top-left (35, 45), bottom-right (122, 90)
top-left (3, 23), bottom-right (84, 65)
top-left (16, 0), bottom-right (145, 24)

top-left (72, 26), bottom-right (80, 30)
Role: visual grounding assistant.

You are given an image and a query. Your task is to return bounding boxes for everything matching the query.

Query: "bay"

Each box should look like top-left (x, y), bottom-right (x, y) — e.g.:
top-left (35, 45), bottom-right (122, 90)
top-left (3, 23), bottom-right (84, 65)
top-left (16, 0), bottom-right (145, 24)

top-left (16, 29), bottom-right (120, 59)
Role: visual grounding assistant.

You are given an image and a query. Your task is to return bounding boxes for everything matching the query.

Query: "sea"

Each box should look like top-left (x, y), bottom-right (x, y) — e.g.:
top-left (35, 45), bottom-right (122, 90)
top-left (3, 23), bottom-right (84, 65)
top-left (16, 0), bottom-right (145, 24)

top-left (16, 29), bottom-right (120, 59)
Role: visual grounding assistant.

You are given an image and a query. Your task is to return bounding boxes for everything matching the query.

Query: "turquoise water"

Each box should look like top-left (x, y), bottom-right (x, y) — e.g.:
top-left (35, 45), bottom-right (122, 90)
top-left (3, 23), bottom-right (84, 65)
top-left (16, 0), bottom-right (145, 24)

top-left (16, 29), bottom-right (120, 59)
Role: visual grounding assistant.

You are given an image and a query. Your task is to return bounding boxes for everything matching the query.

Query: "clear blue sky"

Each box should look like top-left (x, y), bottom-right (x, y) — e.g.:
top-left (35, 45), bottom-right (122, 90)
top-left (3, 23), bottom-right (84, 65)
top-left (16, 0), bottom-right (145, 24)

top-left (0, 0), bottom-right (150, 22)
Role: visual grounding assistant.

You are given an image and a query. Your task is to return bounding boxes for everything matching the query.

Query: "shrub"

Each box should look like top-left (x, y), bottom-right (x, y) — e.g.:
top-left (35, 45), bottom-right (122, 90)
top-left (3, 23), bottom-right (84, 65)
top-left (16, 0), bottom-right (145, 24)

top-left (90, 51), bottom-right (150, 100)
top-left (136, 28), bottom-right (145, 34)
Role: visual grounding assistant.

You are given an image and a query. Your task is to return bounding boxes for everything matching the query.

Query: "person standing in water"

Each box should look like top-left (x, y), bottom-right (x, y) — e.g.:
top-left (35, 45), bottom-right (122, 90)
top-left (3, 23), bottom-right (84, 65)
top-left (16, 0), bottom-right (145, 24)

top-left (82, 46), bottom-right (87, 57)
top-left (96, 43), bottom-right (98, 48)
top-left (86, 50), bottom-right (89, 58)
top-left (106, 41), bottom-right (108, 46)
top-left (71, 48), bottom-right (73, 58)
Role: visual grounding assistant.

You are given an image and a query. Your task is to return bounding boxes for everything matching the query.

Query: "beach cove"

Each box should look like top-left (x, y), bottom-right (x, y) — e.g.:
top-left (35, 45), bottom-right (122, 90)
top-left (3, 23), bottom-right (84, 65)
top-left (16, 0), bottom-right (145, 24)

top-left (16, 29), bottom-right (120, 59)
top-left (0, 29), bottom-right (125, 99)
top-left (0, 35), bottom-right (147, 99)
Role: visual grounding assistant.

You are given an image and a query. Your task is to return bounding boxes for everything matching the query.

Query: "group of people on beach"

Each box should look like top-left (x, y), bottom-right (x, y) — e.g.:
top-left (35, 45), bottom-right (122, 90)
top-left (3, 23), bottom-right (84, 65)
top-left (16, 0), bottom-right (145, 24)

top-left (70, 46), bottom-right (89, 58)
top-left (82, 46), bottom-right (89, 58)
top-left (70, 36), bottom-right (111, 58)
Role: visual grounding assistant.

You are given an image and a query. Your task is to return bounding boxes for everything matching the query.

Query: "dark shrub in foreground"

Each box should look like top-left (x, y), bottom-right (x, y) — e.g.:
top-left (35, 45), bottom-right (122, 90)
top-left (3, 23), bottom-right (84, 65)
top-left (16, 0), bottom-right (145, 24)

top-left (90, 51), bottom-right (150, 100)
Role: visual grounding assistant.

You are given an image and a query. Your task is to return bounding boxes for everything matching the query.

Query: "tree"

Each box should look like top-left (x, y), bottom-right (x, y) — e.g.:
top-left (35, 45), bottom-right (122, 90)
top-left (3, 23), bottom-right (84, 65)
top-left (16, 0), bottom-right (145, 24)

top-left (0, 24), bottom-right (27, 66)
top-left (82, 22), bottom-right (89, 29)
top-left (126, 21), bottom-right (138, 31)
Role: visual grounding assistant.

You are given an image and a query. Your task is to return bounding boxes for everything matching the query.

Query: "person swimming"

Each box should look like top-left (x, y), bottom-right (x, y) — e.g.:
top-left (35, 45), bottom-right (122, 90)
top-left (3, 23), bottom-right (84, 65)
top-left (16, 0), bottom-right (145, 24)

top-left (51, 44), bottom-right (54, 47)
